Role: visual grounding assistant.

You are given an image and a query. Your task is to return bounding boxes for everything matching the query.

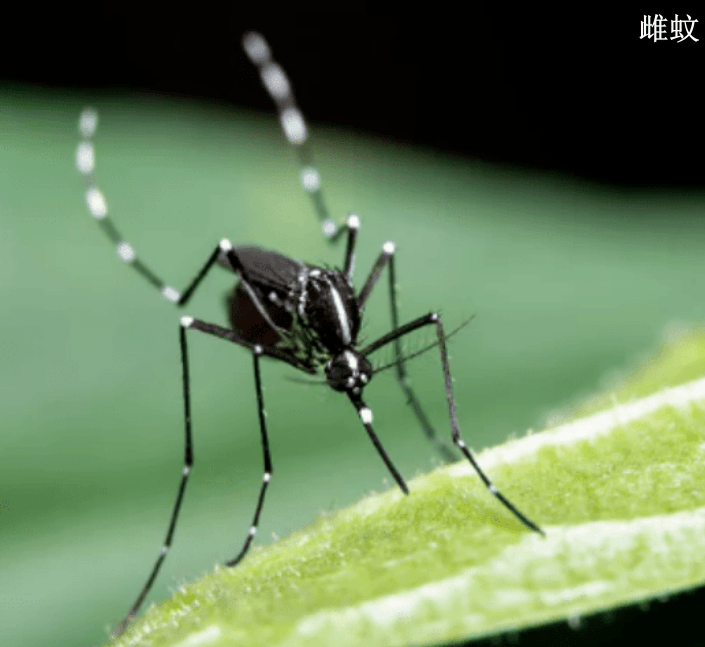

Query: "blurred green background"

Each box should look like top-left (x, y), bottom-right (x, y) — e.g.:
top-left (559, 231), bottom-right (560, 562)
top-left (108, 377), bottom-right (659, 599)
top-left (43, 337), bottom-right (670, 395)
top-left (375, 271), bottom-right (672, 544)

top-left (1, 89), bottom-right (704, 647)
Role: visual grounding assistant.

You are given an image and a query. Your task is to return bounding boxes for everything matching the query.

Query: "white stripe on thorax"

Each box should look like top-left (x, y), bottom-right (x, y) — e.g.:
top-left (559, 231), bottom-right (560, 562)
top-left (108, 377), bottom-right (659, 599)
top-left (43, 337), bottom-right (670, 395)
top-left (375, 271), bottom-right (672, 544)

top-left (328, 280), bottom-right (351, 344)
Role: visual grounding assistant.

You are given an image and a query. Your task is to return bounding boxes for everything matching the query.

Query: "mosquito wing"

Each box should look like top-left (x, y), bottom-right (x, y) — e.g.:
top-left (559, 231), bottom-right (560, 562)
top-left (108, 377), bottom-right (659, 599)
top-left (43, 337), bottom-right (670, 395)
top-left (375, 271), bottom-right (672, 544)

top-left (219, 246), bottom-right (305, 293)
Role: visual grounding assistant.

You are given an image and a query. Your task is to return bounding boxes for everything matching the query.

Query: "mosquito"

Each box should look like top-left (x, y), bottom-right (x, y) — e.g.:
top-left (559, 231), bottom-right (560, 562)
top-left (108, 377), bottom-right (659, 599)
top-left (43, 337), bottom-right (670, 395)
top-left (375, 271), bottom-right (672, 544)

top-left (76, 31), bottom-right (543, 638)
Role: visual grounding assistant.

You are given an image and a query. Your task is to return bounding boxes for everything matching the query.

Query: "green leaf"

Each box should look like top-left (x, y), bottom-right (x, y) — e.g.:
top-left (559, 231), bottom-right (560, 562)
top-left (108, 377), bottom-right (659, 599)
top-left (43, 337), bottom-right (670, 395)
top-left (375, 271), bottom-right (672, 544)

top-left (108, 329), bottom-right (705, 647)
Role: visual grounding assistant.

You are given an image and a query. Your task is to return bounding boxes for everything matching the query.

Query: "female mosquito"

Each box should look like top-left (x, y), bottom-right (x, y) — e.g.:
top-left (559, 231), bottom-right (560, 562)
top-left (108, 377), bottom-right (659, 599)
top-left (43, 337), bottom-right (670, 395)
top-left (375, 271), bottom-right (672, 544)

top-left (76, 31), bottom-right (543, 638)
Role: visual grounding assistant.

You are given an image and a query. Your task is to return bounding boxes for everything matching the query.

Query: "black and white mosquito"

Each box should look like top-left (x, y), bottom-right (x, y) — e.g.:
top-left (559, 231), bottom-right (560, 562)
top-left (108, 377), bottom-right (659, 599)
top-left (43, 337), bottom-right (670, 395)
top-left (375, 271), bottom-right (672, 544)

top-left (76, 32), bottom-right (543, 638)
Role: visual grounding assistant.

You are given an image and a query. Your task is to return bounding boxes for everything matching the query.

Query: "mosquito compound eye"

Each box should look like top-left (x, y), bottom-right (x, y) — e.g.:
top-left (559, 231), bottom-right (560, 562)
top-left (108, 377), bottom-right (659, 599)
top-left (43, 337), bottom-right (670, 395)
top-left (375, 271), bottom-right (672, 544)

top-left (324, 352), bottom-right (374, 392)
top-left (324, 354), bottom-right (353, 392)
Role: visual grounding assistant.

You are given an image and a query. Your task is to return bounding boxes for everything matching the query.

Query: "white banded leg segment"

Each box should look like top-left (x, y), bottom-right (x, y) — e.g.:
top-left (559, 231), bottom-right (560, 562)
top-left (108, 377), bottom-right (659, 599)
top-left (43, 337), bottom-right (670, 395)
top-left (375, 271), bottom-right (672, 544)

top-left (322, 218), bottom-right (339, 239)
top-left (225, 350), bottom-right (274, 567)
top-left (261, 62), bottom-right (292, 102)
top-left (380, 243), bottom-right (459, 464)
top-left (76, 141), bottom-right (95, 174)
top-left (76, 108), bottom-right (203, 298)
top-left (280, 107), bottom-right (307, 145)
top-left (341, 214), bottom-right (360, 281)
top-left (241, 32), bottom-right (337, 242)
top-left (359, 407), bottom-right (373, 424)
top-left (177, 318), bottom-right (288, 578)
top-left (85, 187), bottom-right (107, 218)
top-left (429, 313), bottom-right (545, 535)
top-left (361, 309), bottom-right (543, 531)
top-left (453, 435), bottom-right (544, 534)
top-left (348, 393), bottom-right (409, 495)
top-left (112, 318), bottom-right (197, 638)
top-left (243, 33), bottom-right (305, 144)
top-left (300, 164), bottom-right (332, 239)
top-left (78, 107), bottom-right (98, 138)
top-left (357, 238), bottom-right (396, 308)
top-left (161, 285), bottom-right (181, 303)
top-left (301, 166), bottom-right (321, 192)
top-left (117, 241), bottom-right (136, 263)
top-left (176, 241), bottom-right (235, 308)
top-left (242, 32), bottom-right (271, 65)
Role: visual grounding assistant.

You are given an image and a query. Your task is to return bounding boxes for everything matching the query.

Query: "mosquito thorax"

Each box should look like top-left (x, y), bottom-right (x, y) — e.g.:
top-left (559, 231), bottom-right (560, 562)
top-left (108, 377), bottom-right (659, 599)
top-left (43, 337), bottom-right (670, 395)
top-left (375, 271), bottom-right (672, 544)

top-left (299, 267), bottom-right (360, 354)
top-left (325, 350), bottom-right (372, 393)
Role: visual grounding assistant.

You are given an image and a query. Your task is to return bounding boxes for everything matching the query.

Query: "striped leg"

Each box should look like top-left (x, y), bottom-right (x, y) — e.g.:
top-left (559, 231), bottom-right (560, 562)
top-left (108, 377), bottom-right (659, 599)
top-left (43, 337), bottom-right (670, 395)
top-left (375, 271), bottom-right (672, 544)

top-left (76, 109), bottom-right (180, 304)
top-left (225, 347), bottom-right (272, 567)
top-left (358, 242), bottom-right (458, 463)
top-left (177, 320), bottom-right (280, 568)
top-left (361, 313), bottom-right (544, 535)
top-left (111, 316), bottom-right (289, 638)
top-left (76, 110), bottom-right (228, 309)
top-left (110, 321), bottom-right (195, 639)
top-left (347, 392), bottom-right (409, 495)
top-left (242, 31), bottom-right (346, 243)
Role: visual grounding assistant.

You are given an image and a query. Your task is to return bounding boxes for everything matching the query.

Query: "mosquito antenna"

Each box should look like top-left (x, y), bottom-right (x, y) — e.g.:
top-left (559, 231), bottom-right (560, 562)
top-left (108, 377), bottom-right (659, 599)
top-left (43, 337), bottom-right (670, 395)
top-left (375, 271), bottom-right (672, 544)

top-left (370, 316), bottom-right (475, 375)
top-left (285, 316), bottom-right (474, 384)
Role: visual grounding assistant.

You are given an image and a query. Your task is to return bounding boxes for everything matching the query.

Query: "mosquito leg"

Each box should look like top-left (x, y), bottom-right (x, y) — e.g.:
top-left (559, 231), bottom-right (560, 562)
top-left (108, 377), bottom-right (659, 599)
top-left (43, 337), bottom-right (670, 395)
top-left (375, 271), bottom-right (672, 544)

top-left (242, 32), bottom-right (345, 242)
top-left (361, 313), bottom-right (544, 535)
top-left (76, 109), bottom-right (179, 303)
top-left (178, 319), bottom-right (297, 566)
top-left (111, 321), bottom-right (196, 639)
top-left (112, 313), bottom-right (316, 637)
top-left (174, 243), bottom-right (224, 306)
top-left (347, 392), bottom-right (409, 495)
top-left (358, 244), bottom-right (458, 462)
top-left (430, 313), bottom-right (544, 534)
top-left (357, 240), bottom-right (395, 309)
top-left (386, 255), bottom-right (458, 463)
top-left (226, 347), bottom-right (273, 566)
top-left (77, 111), bottom-right (236, 308)
top-left (341, 214), bottom-right (360, 282)
top-left (177, 317), bottom-right (321, 563)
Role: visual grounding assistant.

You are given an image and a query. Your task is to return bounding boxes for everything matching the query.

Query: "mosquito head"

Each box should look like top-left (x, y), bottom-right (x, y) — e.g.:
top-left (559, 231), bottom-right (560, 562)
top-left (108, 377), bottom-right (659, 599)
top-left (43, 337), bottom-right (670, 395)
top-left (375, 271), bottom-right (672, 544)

top-left (325, 349), bottom-right (372, 393)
